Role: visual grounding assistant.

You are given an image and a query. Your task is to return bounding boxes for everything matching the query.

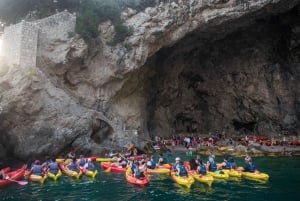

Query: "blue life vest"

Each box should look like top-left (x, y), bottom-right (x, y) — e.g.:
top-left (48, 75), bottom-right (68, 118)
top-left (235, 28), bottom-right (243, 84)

top-left (230, 161), bottom-right (237, 168)
top-left (32, 165), bottom-right (43, 174)
top-left (179, 165), bottom-right (187, 176)
top-left (49, 162), bottom-right (58, 173)
top-left (249, 163), bottom-right (256, 172)
top-left (69, 162), bottom-right (78, 171)
top-left (131, 163), bottom-right (137, 174)
top-left (210, 161), bottom-right (217, 171)
top-left (199, 164), bottom-right (207, 175)
top-left (79, 158), bottom-right (86, 166)
top-left (150, 160), bottom-right (156, 169)
top-left (87, 162), bottom-right (95, 171)
top-left (225, 161), bottom-right (231, 169)
top-left (173, 163), bottom-right (179, 172)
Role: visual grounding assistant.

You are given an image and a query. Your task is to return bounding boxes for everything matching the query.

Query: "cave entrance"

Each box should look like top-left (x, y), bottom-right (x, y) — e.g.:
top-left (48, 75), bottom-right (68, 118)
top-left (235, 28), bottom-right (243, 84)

top-left (144, 6), bottom-right (300, 138)
top-left (90, 118), bottom-right (113, 144)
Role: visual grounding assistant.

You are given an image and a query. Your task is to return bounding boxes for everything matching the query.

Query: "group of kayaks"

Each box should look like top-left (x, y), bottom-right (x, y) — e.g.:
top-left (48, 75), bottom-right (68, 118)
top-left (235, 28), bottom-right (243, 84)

top-left (0, 155), bottom-right (270, 189)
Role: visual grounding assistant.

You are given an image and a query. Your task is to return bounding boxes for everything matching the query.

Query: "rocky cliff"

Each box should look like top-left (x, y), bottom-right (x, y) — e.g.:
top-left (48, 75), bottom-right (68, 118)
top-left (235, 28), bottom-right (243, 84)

top-left (0, 0), bottom-right (300, 159)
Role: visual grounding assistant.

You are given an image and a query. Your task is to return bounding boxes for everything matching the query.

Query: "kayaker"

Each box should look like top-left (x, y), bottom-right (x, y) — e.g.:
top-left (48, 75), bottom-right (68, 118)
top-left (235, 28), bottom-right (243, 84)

top-left (245, 154), bottom-right (252, 165)
top-left (221, 157), bottom-right (231, 169)
top-left (133, 162), bottom-right (144, 179)
top-left (177, 161), bottom-right (188, 177)
top-left (84, 158), bottom-right (95, 171)
top-left (146, 156), bottom-right (156, 169)
top-left (68, 158), bottom-right (80, 172)
top-left (207, 159), bottom-right (218, 172)
top-left (157, 154), bottom-right (165, 166)
top-left (173, 157), bottom-right (181, 172)
top-left (78, 155), bottom-right (86, 168)
top-left (228, 156), bottom-right (237, 169)
top-left (189, 158), bottom-right (198, 171)
top-left (48, 157), bottom-right (59, 174)
top-left (244, 160), bottom-right (256, 173)
top-left (31, 160), bottom-right (45, 176)
top-left (197, 160), bottom-right (207, 175)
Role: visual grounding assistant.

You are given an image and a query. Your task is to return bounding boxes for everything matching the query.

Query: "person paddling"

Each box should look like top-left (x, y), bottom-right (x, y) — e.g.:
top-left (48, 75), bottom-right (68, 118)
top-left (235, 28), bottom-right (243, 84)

top-left (84, 158), bottom-right (95, 171)
top-left (31, 160), bottom-right (45, 176)
top-left (48, 157), bottom-right (59, 174)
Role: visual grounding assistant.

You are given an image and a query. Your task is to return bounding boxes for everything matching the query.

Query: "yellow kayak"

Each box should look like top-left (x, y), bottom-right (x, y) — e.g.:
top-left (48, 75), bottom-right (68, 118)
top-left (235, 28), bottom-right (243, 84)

top-left (208, 171), bottom-right (229, 179)
top-left (191, 173), bottom-right (214, 187)
top-left (48, 170), bottom-right (62, 181)
top-left (170, 172), bottom-right (195, 188)
top-left (28, 174), bottom-right (48, 184)
top-left (85, 170), bottom-right (98, 179)
top-left (242, 171), bottom-right (269, 181)
top-left (96, 157), bottom-right (117, 162)
top-left (147, 168), bottom-right (170, 174)
top-left (59, 162), bottom-right (82, 179)
top-left (222, 169), bottom-right (242, 178)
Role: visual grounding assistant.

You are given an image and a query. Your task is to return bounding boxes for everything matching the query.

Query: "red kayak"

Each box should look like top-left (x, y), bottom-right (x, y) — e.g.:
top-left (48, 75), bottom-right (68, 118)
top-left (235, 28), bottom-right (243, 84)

top-left (0, 165), bottom-right (26, 188)
top-left (100, 162), bottom-right (126, 173)
top-left (125, 168), bottom-right (149, 186)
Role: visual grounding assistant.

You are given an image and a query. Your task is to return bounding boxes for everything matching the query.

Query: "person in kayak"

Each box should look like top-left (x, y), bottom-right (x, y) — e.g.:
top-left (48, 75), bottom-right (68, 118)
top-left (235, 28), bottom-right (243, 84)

top-left (189, 158), bottom-right (198, 170)
top-left (84, 158), bottom-right (95, 171)
top-left (197, 160), bottom-right (207, 175)
top-left (31, 160), bottom-right (45, 176)
top-left (146, 156), bottom-right (156, 169)
top-left (157, 154), bottom-right (165, 166)
top-left (207, 159), bottom-right (218, 172)
top-left (245, 154), bottom-right (252, 165)
top-left (133, 162), bottom-right (145, 179)
top-left (48, 157), bottom-right (59, 174)
top-left (244, 160), bottom-right (256, 172)
top-left (177, 161), bottom-right (188, 177)
top-left (173, 157), bottom-right (181, 172)
top-left (68, 158), bottom-right (80, 172)
top-left (78, 155), bottom-right (86, 168)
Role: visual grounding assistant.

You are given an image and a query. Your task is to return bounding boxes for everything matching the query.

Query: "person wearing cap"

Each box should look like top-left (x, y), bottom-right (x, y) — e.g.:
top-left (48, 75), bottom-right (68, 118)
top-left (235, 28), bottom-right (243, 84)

top-left (31, 160), bottom-right (44, 176)
top-left (173, 157), bottom-right (181, 172)
top-left (84, 158), bottom-right (95, 171)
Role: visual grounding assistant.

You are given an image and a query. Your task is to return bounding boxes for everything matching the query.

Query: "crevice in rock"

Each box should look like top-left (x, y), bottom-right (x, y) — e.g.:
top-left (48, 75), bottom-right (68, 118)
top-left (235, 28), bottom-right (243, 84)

top-left (90, 118), bottom-right (113, 144)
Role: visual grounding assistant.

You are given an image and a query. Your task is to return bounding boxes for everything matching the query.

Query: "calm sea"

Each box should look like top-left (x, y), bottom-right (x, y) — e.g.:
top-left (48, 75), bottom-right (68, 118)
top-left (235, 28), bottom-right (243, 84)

top-left (1, 155), bottom-right (300, 201)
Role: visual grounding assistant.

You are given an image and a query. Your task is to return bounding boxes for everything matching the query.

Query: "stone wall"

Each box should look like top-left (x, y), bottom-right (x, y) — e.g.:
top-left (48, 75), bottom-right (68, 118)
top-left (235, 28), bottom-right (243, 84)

top-left (1, 11), bottom-right (76, 68)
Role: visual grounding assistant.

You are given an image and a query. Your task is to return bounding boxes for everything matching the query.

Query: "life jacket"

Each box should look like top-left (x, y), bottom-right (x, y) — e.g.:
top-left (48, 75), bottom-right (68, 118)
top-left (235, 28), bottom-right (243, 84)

top-left (173, 163), bottom-right (179, 172)
top-left (200, 164), bottom-right (207, 175)
top-left (249, 163), bottom-right (256, 172)
top-left (79, 158), bottom-right (86, 167)
top-left (225, 161), bottom-right (231, 169)
top-left (32, 165), bottom-right (43, 174)
top-left (230, 161), bottom-right (237, 169)
top-left (179, 165), bottom-right (187, 176)
top-left (134, 168), bottom-right (141, 178)
top-left (210, 161), bottom-right (217, 171)
top-left (69, 162), bottom-right (77, 171)
top-left (49, 162), bottom-right (59, 173)
top-left (87, 162), bottom-right (94, 171)
top-left (147, 160), bottom-right (156, 169)
top-left (131, 163), bottom-right (137, 174)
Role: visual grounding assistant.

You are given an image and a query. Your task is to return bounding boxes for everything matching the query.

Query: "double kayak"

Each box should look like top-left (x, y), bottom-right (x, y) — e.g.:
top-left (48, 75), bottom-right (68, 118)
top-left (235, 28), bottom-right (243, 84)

top-left (0, 165), bottom-right (26, 188)
top-left (189, 171), bottom-right (214, 187)
top-left (146, 168), bottom-right (170, 174)
top-left (222, 169), bottom-right (242, 178)
top-left (28, 174), bottom-right (48, 184)
top-left (79, 167), bottom-right (98, 179)
top-left (59, 162), bottom-right (82, 179)
top-left (125, 168), bottom-right (150, 186)
top-left (208, 170), bottom-right (229, 179)
top-left (100, 162), bottom-right (126, 173)
top-left (48, 170), bottom-right (62, 181)
top-left (170, 172), bottom-right (195, 188)
top-left (242, 171), bottom-right (269, 181)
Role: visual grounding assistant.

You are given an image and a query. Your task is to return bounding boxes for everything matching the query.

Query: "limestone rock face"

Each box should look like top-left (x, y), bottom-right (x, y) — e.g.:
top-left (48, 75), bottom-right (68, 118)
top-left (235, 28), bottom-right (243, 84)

top-left (1, 0), bottom-right (300, 159)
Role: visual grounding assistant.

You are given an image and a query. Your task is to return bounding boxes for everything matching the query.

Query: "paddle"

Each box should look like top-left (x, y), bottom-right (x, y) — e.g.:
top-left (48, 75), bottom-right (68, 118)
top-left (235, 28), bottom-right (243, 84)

top-left (104, 167), bottom-right (111, 172)
top-left (6, 177), bottom-right (28, 185)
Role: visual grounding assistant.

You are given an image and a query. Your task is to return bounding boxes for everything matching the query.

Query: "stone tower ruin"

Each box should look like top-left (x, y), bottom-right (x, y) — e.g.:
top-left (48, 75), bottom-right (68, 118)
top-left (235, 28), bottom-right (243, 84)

top-left (1, 11), bottom-right (76, 68)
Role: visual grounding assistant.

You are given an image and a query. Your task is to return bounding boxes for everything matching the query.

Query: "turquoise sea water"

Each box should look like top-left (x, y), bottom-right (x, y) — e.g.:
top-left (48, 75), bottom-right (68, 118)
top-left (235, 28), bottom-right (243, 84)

top-left (1, 155), bottom-right (300, 201)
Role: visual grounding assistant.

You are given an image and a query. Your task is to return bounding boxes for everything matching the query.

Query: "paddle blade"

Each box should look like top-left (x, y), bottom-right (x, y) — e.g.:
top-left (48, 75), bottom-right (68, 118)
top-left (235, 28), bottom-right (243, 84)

top-left (17, 181), bottom-right (28, 185)
top-left (104, 167), bottom-right (111, 172)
